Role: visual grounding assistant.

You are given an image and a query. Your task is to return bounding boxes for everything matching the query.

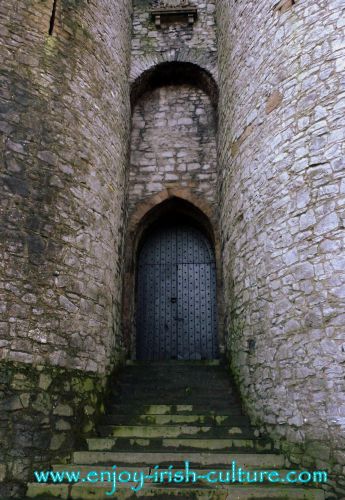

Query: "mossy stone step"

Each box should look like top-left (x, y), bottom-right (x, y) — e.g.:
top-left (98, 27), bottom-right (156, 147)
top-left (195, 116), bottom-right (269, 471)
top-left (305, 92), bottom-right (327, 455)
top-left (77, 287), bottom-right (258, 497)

top-left (98, 423), bottom-right (255, 438)
top-left (51, 464), bottom-right (297, 475)
top-left (111, 395), bottom-right (239, 405)
top-left (26, 483), bottom-right (326, 499)
top-left (87, 436), bottom-right (272, 452)
top-left (111, 389), bottom-right (240, 402)
top-left (26, 484), bottom-right (69, 498)
top-left (100, 413), bottom-right (252, 427)
top-left (73, 451), bottom-right (286, 468)
top-left (125, 360), bottom-right (221, 367)
top-left (108, 404), bottom-right (244, 416)
top-left (111, 384), bottom-right (238, 401)
top-left (117, 376), bottom-right (235, 387)
top-left (87, 437), bottom-right (272, 453)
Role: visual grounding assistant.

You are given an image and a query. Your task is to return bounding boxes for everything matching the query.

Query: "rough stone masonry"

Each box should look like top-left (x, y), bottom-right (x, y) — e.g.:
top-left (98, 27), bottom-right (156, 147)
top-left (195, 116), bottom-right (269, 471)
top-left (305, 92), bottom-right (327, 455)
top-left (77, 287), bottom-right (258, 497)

top-left (0, 0), bottom-right (344, 497)
top-left (217, 0), bottom-right (345, 496)
top-left (0, 0), bottom-right (132, 496)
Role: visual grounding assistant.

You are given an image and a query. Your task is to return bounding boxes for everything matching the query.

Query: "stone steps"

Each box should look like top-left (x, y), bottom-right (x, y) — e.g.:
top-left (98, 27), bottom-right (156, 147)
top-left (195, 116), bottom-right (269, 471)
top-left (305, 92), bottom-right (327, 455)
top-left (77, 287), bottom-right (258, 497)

top-left (100, 413), bottom-right (252, 426)
top-left (125, 360), bottom-right (222, 366)
top-left (106, 404), bottom-right (245, 415)
top-left (73, 451), bottom-right (286, 467)
top-left (51, 464), bottom-right (296, 475)
top-left (98, 423), bottom-right (256, 438)
top-left (87, 437), bottom-right (272, 452)
top-left (26, 483), bottom-right (326, 499)
top-left (111, 387), bottom-right (237, 399)
top-left (26, 361), bottom-right (326, 499)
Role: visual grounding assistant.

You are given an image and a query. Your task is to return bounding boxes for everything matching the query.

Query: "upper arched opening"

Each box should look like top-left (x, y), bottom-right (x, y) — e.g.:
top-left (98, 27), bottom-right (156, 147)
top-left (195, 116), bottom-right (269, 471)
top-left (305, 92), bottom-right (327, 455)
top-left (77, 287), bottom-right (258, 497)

top-left (131, 61), bottom-right (219, 109)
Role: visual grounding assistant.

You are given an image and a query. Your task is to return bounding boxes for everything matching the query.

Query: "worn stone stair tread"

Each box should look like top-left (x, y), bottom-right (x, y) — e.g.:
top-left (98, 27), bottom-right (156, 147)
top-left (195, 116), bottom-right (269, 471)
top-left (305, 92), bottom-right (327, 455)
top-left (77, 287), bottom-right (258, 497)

top-left (26, 483), bottom-right (69, 498)
top-left (120, 371), bottom-right (228, 379)
top-left (125, 360), bottom-right (221, 366)
top-left (114, 386), bottom-right (235, 393)
top-left (111, 398), bottom-right (240, 406)
top-left (98, 428), bottom-right (255, 440)
top-left (115, 379), bottom-right (235, 388)
top-left (109, 400), bottom-right (239, 408)
top-left (116, 376), bottom-right (233, 381)
top-left (100, 414), bottom-right (252, 426)
top-left (26, 482), bottom-right (326, 499)
top-left (73, 451), bottom-right (286, 467)
top-left (96, 424), bottom-right (255, 438)
top-left (87, 440), bottom-right (272, 454)
top-left (69, 484), bottom-right (326, 499)
top-left (111, 398), bottom-right (241, 407)
top-left (107, 404), bottom-right (244, 415)
top-left (52, 464), bottom-right (297, 474)
top-left (87, 437), bottom-right (271, 452)
top-left (111, 389), bottom-right (237, 398)
top-left (116, 372), bottom-right (232, 378)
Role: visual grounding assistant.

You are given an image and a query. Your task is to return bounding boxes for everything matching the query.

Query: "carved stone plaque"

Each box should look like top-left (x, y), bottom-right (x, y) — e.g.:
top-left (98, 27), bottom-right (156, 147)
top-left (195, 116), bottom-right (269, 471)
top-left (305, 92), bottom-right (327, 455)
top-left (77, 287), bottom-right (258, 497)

top-left (157, 0), bottom-right (189, 6)
top-left (150, 0), bottom-right (197, 28)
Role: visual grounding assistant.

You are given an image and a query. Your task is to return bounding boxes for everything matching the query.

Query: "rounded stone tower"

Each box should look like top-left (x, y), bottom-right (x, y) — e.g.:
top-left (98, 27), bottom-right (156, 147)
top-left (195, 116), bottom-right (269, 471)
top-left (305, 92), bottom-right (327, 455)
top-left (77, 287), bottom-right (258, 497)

top-left (1, 0), bottom-right (345, 496)
top-left (217, 0), bottom-right (345, 492)
top-left (0, 0), bottom-right (132, 495)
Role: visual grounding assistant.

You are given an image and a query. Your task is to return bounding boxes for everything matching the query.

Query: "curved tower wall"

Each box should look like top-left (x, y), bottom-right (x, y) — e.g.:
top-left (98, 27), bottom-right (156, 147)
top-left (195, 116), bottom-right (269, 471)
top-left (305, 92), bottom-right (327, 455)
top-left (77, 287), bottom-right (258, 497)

top-left (217, 0), bottom-right (345, 487)
top-left (0, 0), bottom-right (132, 492)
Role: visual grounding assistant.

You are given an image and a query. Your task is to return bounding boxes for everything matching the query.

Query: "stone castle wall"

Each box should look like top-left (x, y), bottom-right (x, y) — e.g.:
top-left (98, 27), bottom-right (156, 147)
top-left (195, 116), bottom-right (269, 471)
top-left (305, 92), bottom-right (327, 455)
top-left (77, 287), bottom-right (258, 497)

top-left (129, 84), bottom-right (217, 213)
top-left (0, 0), bottom-right (132, 374)
top-left (131, 0), bottom-right (216, 57)
top-left (0, 0), bottom-right (132, 493)
top-left (128, 0), bottom-right (219, 219)
top-left (1, 0), bottom-right (345, 496)
top-left (217, 0), bottom-right (345, 494)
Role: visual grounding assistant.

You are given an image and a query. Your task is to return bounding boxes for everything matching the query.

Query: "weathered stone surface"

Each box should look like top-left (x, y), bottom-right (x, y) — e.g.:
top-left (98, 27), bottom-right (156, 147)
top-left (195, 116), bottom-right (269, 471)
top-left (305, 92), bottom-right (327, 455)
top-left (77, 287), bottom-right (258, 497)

top-left (0, 0), bottom-right (132, 374)
top-left (129, 85), bottom-right (217, 213)
top-left (217, 0), bottom-right (345, 494)
top-left (0, 0), bottom-right (132, 488)
top-left (0, 361), bottom-right (107, 493)
top-left (1, 0), bottom-right (344, 498)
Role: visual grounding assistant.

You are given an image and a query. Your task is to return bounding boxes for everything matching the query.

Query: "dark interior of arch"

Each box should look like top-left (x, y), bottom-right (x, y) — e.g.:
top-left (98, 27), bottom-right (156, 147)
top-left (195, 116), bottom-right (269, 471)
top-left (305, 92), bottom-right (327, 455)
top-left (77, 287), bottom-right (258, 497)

top-left (131, 61), bottom-right (219, 109)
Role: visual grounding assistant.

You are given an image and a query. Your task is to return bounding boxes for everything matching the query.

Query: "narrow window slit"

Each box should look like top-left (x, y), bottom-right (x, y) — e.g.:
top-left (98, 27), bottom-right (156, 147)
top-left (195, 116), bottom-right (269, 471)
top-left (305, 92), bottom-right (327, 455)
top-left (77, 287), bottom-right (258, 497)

top-left (49, 0), bottom-right (58, 35)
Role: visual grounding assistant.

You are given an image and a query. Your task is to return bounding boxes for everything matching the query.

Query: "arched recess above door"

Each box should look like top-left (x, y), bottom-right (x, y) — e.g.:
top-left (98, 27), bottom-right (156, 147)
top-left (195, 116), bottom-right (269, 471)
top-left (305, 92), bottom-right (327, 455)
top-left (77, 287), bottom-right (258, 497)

top-left (130, 58), bottom-right (218, 109)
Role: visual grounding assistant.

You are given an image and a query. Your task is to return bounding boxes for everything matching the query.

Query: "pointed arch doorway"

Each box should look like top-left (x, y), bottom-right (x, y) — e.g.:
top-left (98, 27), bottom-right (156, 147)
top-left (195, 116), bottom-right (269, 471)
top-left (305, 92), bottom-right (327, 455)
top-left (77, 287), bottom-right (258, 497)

top-left (134, 199), bottom-right (219, 361)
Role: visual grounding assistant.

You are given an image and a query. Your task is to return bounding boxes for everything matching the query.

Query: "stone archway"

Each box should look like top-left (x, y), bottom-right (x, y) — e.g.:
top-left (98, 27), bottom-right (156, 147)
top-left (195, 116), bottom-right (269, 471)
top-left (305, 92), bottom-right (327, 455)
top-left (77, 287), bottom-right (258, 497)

top-left (136, 206), bottom-right (218, 361)
top-left (130, 60), bottom-right (218, 110)
top-left (130, 48), bottom-right (218, 94)
top-left (123, 59), bottom-right (221, 360)
top-left (122, 192), bottom-right (224, 359)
